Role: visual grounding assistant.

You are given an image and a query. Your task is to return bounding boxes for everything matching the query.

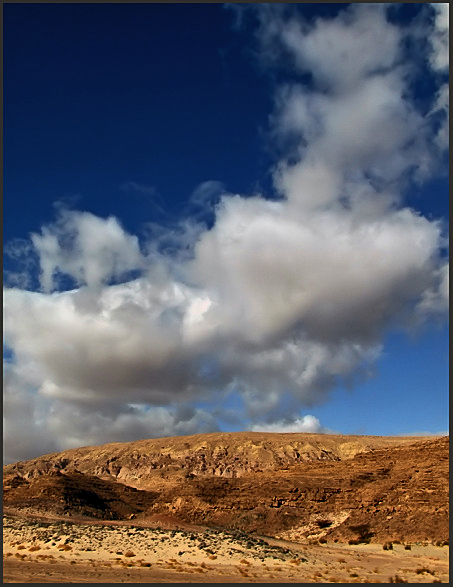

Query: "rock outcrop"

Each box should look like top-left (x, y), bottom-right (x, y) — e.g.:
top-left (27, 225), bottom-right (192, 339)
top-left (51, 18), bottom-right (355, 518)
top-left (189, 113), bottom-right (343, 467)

top-left (3, 431), bottom-right (429, 491)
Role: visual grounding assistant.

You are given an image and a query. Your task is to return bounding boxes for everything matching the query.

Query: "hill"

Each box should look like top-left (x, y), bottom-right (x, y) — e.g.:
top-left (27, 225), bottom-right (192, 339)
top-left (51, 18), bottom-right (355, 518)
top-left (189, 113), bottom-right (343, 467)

top-left (3, 431), bottom-right (431, 490)
top-left (3, 432), bottom-right (448, 544)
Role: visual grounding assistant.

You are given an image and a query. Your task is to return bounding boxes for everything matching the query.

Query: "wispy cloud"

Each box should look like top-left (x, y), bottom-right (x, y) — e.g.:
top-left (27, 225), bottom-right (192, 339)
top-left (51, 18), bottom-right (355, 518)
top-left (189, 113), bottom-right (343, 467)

top-left (120, 181), bottom-right (168, 217)
top-left (119, 181), bottom-right (157, 197)
top-left (189, 180), bottom-right (225, 210)
top-left (3, 238), bottom-right (38, 289)
top-left (3, 4), bottom-right (448, 463)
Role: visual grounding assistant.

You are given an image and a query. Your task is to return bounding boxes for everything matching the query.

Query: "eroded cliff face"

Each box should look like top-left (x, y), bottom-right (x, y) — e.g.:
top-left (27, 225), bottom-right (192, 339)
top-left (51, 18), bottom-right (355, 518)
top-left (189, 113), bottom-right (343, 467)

top-left (3, 431), bottom-right (427, 491)
top-left (90, 442), bottom-right (341, 486)
top-left (146, 437), bottom-right (449, 543)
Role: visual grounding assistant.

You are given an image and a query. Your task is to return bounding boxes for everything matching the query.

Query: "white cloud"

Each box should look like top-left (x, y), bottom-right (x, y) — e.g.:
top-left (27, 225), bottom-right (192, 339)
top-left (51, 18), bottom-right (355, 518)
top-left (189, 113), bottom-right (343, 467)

top-left (31, 210), bottom-right (144, 291)
top-left (3, 5), bottom-right (448, 463)
top-left (251, 415), bottom-right (330, 434)
top-left (414, 261), bottom-right (449, 321)
top-left (281, 4), bottom-right (400, 93)
top-left (43, 403), bottom-right (218, 454)
top-left (3, 360), bottom-right (57, 463)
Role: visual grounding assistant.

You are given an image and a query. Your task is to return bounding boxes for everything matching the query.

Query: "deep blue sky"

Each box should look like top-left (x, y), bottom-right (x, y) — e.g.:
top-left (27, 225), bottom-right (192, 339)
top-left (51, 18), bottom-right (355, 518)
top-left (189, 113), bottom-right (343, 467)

top-left (3, 3), bottom-right (449, 460)
top-left (4, 2), bottom-right (449, 243)
top-left (4, 3), bottom-right (275, 244)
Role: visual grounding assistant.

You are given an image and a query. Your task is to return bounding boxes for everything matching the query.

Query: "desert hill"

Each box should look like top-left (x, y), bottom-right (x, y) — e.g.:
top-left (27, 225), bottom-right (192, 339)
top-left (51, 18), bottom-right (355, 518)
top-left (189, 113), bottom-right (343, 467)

top-left (3, 431), bottom-right (432, 490)
top-left (3, 432), bottom-right (448, 545)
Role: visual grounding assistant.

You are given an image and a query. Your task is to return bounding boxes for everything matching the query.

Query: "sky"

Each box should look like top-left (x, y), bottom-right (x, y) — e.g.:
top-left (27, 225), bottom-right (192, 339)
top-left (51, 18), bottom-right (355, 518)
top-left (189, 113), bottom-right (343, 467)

top-left (3, 2), bottom-right (449, 464)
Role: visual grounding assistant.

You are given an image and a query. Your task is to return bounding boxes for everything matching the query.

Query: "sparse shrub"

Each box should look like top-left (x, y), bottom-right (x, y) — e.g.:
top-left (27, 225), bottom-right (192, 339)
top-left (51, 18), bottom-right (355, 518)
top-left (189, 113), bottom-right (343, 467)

top-left (383, 541), bottom-right (393, 550)
top-left (5, 552), bottom-right (13, 557)
top-left (29, 545), bottom-right (40, 552)
top-left (208, 554), bottom-right (217, 560)
top-left (289, 558), bottom-right (301, 564)
top-left (59, 544), bottom-right (72, 551)
top-left (389, 574), bottom-right (408, 583)
top-left (70, 560), bottom-right (76, 565)
top-left (350, 523), bottom-right (373, 542)
top-left (239, 559), bottom-right (250, 565)
top-left (349, 539), bottom-right (359, 545)
top-left (404, 544), bottom-right (411, 550)
top-left (319, 537), bottom-right (327, 544)
top-left (415, 568), bottom-right (433, 575)
top-left (337, 558), bottom-right (346, 563)
top-left (17, 545), bottom-right (26, 550)
top-left (124, 550), bottom-right (135, 557)
top-left (350, 572), bottom-right (359, 578)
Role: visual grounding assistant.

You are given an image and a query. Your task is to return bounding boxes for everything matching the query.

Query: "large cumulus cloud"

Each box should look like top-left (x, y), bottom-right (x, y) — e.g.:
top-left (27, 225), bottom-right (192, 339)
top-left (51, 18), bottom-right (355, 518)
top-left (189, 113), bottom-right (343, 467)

top-left (3, 4), bottom-right (448, 463)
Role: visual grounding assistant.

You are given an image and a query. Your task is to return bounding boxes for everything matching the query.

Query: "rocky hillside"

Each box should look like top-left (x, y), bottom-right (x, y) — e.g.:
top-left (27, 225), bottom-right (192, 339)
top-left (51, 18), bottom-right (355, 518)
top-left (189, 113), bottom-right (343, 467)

top-left (156, 436), bottom-right (448, 544)
top-left (3, 470), bottom-right (158, 521)
top-left (3, 433), bottom-right (448, 544)
top-left (3, 431), bottom-right (429, 491)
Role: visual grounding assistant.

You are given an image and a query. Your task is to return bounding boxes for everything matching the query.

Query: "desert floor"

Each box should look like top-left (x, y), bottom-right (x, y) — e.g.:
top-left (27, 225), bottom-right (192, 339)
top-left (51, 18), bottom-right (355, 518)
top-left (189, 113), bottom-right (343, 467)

top-left (3, 515), bottom-right (449, 583)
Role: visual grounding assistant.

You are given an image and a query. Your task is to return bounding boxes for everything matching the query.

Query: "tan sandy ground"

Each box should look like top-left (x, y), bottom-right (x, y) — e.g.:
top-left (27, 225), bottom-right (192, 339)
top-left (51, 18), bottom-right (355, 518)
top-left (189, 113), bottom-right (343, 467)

top-left (3, 515), bottom-right (449, 583)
